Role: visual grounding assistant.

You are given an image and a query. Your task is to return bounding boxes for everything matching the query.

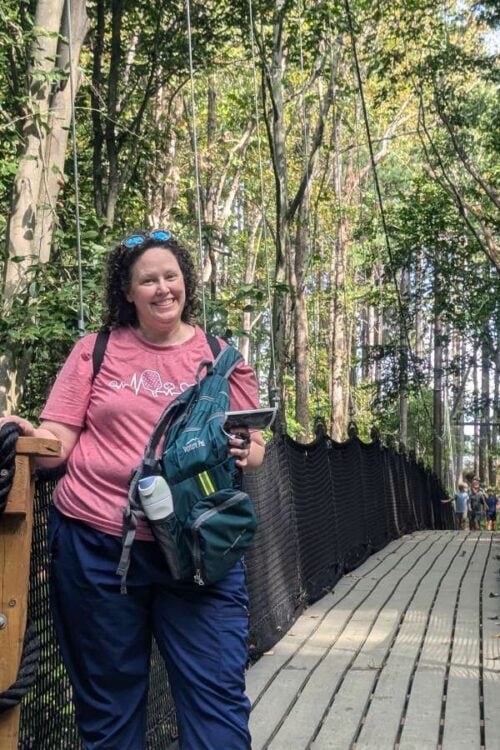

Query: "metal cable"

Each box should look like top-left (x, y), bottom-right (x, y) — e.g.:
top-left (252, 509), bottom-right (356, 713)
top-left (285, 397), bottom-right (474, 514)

top-left (66, 0), bottom-right (85, 336)
top-left (184, 0), bottom-right (207, 330)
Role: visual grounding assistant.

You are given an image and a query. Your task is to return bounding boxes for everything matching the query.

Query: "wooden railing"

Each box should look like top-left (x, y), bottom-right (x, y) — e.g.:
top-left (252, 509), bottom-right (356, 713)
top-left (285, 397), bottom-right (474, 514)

top-left (0, 437), bottom-right (60, 750)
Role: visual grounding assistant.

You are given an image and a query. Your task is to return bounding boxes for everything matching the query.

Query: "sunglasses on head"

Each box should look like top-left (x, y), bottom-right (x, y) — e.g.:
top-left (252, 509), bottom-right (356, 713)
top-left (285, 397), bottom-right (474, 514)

top-left (121, 229), bottom-right (172, 249)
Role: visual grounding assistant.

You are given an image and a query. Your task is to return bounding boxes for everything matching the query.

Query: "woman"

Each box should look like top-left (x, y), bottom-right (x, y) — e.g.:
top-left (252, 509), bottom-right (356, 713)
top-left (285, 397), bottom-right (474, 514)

top-left (0, 231), bottom-right (265, 750)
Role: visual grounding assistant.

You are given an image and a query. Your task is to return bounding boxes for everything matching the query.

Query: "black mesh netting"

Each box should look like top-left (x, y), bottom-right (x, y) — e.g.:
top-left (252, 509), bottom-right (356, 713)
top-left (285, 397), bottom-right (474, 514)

top-left (15, 430), bottom-right (453, 748)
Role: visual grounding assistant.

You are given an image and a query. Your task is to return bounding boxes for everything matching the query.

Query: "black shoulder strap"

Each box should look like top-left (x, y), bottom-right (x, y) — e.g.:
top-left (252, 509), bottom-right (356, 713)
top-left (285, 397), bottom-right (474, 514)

top-left (206, 331), bottom-right (221, 359)
top-left (93, 330), bottom-right (217, 382)
top-left (92, 330), bottom-right (110, 381)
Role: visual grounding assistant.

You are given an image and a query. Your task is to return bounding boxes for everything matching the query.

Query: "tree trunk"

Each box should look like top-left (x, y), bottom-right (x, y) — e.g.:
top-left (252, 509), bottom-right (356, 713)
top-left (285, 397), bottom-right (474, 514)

top-left (473, 354), bottom-right (480, 476)
top-left (104, 0), bottom-right (123, 229)
top-left (479, 342), bottom-right (490, 485)
top-left (414, 251), bottom-right (425, 362)
top-left (327, 90), bottom-right (353, 443)
top-left (443, 341), bottom-right (455, 491)
top-left (205, 74), bottom-right (218, 297)
top-left (491, 325), bottom-right (499, 486)
top-left (399, 268), bottom-right (409, 447)
top-left (452, 334), bottom-right (465, 483)
top-left (361, 297), bottom-right (371, 382)
top-left (293, 199), bottom-right (311, 441)
top-left (91, 0), bottom-right (105, 217)
top-left (374, 270), bottom-right (384, 393)
top-left (4, 0), bottom-right (89, 303)
top-left (329, 220), bottom-right (347, 442)
top-left (0, 0), bottom-right (89, 414)
top-left (146, 90), bottom-right (183, 226)
top-left (433, 272), bottom-right (444, 480)
top-left (260, 5), bottom-right (335, 412)
top-left (240, 215), bottom-right (261, 364)
top-left (262, 6), bottom-right (290, 407)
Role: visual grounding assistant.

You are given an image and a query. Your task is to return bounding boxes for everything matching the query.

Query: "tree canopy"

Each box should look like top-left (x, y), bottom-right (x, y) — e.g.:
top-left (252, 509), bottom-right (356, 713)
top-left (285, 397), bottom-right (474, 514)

top-left (0, 0), bottom-right (498, 490)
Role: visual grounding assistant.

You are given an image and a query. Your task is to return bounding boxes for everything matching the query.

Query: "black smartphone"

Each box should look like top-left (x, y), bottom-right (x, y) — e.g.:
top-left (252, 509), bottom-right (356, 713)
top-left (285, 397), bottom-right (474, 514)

top-left (223, 407), bottom-right (277, 432)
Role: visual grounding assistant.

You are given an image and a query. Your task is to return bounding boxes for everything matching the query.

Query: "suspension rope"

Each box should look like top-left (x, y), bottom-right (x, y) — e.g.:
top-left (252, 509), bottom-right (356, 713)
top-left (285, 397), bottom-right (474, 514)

top-left (184, 0), bottom-right (207, 330)
top-left (0, 622), bottom-right (40, 714)
top-left (0, 423), bottom-right (20, 515)
top-left (343, 0), bottom-right (435, 437)
top-left (66, 0), bottom-right (85, 336)
top-left (247, 0), bottom-right (278, 399)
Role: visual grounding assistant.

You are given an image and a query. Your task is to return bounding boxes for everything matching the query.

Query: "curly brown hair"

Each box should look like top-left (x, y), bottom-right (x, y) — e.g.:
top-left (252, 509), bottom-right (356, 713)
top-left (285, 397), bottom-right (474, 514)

top-left (102, 236), bottom-right (199, 329)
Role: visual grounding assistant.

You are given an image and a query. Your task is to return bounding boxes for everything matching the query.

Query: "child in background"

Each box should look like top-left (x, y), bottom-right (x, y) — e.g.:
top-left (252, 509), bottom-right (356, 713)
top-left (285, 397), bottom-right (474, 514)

top-left (485, 487), bottom-right (499, 531)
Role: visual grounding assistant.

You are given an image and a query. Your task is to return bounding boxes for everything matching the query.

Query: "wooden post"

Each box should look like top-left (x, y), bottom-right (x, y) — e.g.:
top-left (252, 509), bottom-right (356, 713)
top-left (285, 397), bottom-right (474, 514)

top-left (0, 437), bottom-right (60, 750)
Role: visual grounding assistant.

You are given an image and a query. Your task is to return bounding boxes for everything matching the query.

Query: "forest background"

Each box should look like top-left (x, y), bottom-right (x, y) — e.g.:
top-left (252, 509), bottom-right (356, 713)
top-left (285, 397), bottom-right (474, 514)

top-left (0, 0), bottom-right (498, 493)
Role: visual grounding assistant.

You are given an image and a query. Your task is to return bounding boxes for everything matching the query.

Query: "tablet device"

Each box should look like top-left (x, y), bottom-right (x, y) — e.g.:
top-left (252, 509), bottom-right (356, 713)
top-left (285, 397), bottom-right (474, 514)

top-left (223, 407), bottom-right (277, 432)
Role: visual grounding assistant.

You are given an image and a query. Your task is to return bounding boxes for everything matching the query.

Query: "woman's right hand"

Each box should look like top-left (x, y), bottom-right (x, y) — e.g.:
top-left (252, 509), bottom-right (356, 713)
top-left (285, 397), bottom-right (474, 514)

top-left (0, 418), bottom-right (80, 467)
top-left (0, 415), bottom-right (36, 436)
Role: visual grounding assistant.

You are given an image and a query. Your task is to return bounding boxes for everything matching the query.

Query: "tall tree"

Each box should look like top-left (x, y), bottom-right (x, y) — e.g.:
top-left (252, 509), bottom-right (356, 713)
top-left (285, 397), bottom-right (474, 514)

top-left (0, 0), bottom-right (89, 412)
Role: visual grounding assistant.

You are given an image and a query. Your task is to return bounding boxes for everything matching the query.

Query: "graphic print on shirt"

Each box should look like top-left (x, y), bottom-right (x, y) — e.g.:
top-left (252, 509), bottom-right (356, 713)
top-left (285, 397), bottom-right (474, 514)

top-left (108, 370), bottom-right (193, 398)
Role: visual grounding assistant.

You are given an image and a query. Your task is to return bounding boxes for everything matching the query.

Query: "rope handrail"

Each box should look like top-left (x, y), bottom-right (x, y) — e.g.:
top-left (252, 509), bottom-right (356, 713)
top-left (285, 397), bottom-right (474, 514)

top-left (0, 423), bottom-right (21, 515)
top-left (0, 623), bottom-right (40, 715)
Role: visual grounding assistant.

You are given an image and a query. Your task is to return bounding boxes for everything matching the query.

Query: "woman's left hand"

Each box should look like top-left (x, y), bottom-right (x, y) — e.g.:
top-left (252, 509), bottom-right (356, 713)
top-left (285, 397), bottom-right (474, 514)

top-left (228, 430), bottom-right (251, 469)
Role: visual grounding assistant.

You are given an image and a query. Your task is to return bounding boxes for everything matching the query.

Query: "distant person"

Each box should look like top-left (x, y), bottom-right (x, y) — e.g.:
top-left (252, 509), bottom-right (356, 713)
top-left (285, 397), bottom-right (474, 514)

top-left (485, 487), bottom-right (499, 531)
top-left (453, 482), bottom-right (469, 530)
top-left (468, 479), bottom-right (487, 531)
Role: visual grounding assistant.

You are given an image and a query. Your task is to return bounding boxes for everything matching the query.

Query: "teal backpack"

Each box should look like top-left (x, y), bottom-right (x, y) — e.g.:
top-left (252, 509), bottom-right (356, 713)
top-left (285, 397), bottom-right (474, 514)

top-left (116, 337), bottom-right (258, 593)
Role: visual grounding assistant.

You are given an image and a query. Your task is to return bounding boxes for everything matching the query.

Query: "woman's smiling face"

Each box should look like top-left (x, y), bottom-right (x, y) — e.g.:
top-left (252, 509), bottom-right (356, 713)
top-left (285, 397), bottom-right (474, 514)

top-left (126, 247), bottom-right (186, 336)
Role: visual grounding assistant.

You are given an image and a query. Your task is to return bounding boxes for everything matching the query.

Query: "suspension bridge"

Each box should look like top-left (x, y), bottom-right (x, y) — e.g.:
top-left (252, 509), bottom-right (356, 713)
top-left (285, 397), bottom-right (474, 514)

top-left (1, 427), bottom-right (499, 749)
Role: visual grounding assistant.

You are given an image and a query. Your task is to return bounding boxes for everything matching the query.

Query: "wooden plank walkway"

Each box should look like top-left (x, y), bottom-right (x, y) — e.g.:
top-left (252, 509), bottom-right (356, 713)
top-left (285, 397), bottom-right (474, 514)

top-left (247, 530), bottom-right (500, 750)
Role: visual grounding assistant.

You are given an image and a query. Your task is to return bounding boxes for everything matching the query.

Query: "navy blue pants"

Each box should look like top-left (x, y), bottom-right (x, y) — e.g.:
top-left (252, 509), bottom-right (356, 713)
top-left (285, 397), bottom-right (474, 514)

top-left (48, 506), bottom-right (251, 750)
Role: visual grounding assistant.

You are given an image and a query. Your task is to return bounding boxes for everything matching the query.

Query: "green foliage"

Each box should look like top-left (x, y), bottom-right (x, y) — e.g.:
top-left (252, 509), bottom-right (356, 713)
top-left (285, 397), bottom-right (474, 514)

top-left (1, 203), bottom-right (108, 419)
top-left (0, 0), bottom-right (498, 487)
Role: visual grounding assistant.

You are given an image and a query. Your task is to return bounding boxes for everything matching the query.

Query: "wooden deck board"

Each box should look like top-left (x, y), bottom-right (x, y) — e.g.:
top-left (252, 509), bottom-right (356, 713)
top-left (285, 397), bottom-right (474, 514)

top-left (440, 537), bottom-right (489, 750)
top-left (248, 531), bottom-right (500, 750)
top-left (398, 535), bottom-right (470, 750)
top-left (317, 535), bottom-right (452, 750)
top-left (250, 533), bottom-right (437, 748)
top-left (247, 540), bottom-right (410, 707)
top-left (249, 535), bottom-right (430, 749)
top-left (482, 538), bottom-right (500, 750)
top-left (354, 536), bottom-right (462, 750)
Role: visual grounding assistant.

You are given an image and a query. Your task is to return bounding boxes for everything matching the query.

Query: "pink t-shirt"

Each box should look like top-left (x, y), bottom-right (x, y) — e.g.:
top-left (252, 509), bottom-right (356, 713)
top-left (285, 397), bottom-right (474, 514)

top-left (41, 325), bottom-right (259, 539)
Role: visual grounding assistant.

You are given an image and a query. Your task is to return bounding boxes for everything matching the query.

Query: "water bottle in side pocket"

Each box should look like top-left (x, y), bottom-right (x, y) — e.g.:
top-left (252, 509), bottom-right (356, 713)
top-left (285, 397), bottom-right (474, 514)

top-left (137, 475), bottom-right (174, 521)
top-left (137, 475), bottom-right (186, 578)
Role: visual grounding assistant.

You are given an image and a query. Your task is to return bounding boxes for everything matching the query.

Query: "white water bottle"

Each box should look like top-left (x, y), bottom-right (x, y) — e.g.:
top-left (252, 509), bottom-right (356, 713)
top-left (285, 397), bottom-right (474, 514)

top-left (137, 475), bottom-right (174, 521)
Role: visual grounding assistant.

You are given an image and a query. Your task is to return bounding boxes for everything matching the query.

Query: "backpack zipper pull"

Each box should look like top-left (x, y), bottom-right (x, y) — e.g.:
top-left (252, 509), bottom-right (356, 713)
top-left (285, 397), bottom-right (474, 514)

top-left (193, 570), bottom-right (205, 586)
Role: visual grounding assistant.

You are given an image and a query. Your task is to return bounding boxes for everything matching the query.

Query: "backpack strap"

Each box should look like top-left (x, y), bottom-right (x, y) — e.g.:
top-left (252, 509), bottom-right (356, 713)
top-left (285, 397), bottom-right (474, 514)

top-left (92, 330), bottom-right (110, 381)
top-left (206, 331), bottom-right (221, 359)
top-left (212, 343), bottom-right (243, 379)
top-left (140, 336), bottom-right (238, 462)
